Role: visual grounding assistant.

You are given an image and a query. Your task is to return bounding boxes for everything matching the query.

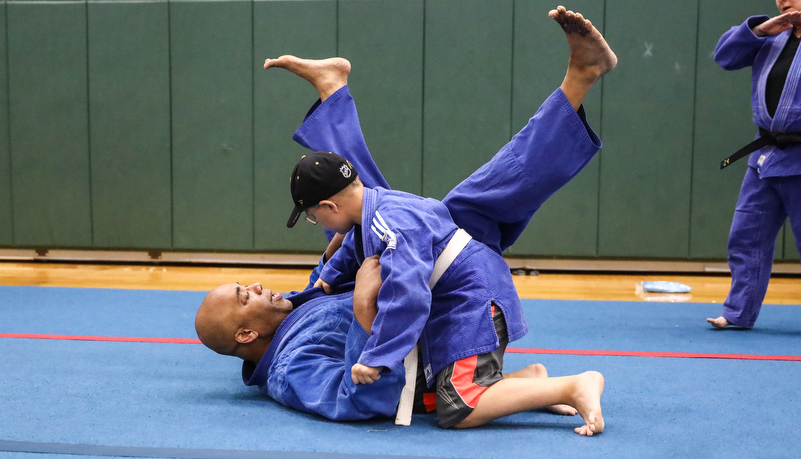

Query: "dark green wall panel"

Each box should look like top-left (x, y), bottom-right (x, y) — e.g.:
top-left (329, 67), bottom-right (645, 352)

top-left (0, 0), bottom-right (796, 263)
top-left (8, 2), bottom-right (92, 247)
top-left (506, 0), bottom-right (604, 257)
top-left (253, 0), bottom-right (336, 252)
top-left (0, 1), bottom-right (11, 245)
top-left (422, 0), bottom-right (514, 200)
top-left (690, 1), bottom-right (777, 259)
top-left (88, 1), bottom-right (172, 249)
top-left (171, 0), bottom-right (253, 250)
top-left (339, 0), bottom-right (424, 196)
top-left (599, 0), bottom-right (697, 258)
top-left (784, 226), bottom-right (799, 261)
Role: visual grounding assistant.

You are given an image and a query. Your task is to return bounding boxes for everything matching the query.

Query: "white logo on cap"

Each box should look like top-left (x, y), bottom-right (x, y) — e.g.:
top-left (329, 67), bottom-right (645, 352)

top-left (339, 164), bottom-right (352, 178)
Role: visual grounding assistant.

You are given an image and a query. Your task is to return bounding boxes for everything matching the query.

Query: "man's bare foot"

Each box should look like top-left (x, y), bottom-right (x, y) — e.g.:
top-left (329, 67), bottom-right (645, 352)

top-left (570, 371), bottom-right (605, 437)
top-left (504, 364), bottom-right (578, 416)
top-left (549, 6), bottom-right (618, 110)
top-left (263, 55), bottom-right (351, 102)
top-left (707, 316), bottom-right (732, 329)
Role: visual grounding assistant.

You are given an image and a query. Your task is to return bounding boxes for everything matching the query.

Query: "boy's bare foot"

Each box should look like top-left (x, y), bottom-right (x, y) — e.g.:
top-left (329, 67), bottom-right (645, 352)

top-left (549, 5), bottom-right (618, 110)
top-left (263, 55), bottom-right (351, 102)
top-left (706, 316), bottom-right (732, 329)
top-left (570, 371), bottom-right (605, 436)
top-left (505, 364), bottom-right (578, 416)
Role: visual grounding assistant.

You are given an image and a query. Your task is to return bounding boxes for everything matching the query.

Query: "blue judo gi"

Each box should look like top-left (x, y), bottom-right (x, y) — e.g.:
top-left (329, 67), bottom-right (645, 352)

top-left (243, 84), bottom-right (602, 420)
top-left (715, 16), bottom-right (801, 327)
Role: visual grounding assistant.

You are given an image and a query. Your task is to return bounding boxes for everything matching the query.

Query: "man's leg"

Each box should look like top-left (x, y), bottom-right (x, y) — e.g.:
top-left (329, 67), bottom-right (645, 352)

top-left (707, 167), bottom-right (787, 328)
top-left (442, 7), bottom-right (617, 254)
top-left (263, 56), bottom-right (389, 190)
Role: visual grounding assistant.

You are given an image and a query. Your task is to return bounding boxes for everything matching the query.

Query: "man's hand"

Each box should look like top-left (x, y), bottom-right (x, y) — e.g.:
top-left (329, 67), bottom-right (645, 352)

top-left (313, 277), bottom-right (333, 294)
top-left (753, 11), bottom-right (801, 37)
top-left (351, 363), bottom-right (382, 384)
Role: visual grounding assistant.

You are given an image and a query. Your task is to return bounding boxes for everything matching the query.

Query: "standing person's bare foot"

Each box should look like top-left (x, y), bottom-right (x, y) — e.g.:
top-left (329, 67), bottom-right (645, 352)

top-left (263, 55), bottom-right (351, 102)
top-left (570, 371), bottom-right (605, 436)
top-left (549, 5), bottom-right (618, 110)
top-left (706, 316), bottom-right (732, 328)
top-left (504, 364), bottom-right (578, 416)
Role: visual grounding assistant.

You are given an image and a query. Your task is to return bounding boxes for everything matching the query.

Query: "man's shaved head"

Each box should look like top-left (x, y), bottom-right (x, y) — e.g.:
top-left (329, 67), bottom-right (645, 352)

top-left (194, 282), bottom-right (294, 364)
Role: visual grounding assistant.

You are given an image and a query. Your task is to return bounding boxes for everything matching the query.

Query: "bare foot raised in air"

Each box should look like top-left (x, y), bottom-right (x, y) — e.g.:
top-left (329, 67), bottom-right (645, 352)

top-left (550, 5), bottom-right (618, 110)
top-left (707, 316), bottom-right (732, 329)
top-left (505, 364), bottom-right (578, 416)
top-left (263, 55), bottom-right (351, 102)
top-left (570, 371), bottom-right (605, 436)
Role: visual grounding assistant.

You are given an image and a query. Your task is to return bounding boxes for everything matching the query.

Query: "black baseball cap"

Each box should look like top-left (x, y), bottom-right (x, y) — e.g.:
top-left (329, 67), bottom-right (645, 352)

top-left (287, 151), bottom-right (358, 228)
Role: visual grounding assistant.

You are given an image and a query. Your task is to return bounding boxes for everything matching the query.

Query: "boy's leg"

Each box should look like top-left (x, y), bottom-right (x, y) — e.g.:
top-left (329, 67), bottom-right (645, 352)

top-left (263, 55), bottom-right (390, 190)
top-left (456, 370), bottom-right (605, 437)
top-left (442, 7), bottom-right (617, 255)
top-left (707, 168), bottom-right (786, 328)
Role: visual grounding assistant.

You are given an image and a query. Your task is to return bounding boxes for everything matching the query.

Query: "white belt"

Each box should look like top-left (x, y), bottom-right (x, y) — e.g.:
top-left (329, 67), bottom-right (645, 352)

top-left (395, 228), bottom-right (472, 426)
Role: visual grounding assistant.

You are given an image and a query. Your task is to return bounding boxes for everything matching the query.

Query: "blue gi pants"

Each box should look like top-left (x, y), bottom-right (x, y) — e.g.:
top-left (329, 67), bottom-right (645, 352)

top-left (293, 85), bottom-right (601, 255)
top-left (723, 167), bottom-right (801, 327)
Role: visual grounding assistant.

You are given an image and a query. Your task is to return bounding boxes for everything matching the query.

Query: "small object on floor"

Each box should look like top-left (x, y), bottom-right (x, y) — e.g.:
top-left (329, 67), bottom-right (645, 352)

top-left (639, 281), bottom-right (692, 293)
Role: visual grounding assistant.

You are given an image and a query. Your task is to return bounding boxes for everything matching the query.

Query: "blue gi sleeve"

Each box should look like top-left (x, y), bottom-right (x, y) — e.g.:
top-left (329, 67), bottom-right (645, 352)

top-left (275, 318), bottom-right (405, 420)
top-left (715, 16), bottom-right (771, 70)
top-left (358, 228), bottom-right (434, 372)
top-left (320, 231), bottom-right (360, 287)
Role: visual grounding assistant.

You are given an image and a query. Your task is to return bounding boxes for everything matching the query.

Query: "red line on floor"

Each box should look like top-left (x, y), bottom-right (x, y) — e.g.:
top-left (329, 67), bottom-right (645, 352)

top-left (507, 347), bottom-right (801, 361)
top-left (2, 334), bottom-right (799, 360)
top-left (0, 333), bottom-right (201, 344)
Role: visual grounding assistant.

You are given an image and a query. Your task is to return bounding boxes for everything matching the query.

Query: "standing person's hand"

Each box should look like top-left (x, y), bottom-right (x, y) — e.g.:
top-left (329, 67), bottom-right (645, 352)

top-left (753, 11), bottom-right (801, 37)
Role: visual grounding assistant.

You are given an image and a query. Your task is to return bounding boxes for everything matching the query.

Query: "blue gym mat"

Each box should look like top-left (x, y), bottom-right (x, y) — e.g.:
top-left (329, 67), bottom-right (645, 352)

top-left (0, 286), bottom-right (799, 458)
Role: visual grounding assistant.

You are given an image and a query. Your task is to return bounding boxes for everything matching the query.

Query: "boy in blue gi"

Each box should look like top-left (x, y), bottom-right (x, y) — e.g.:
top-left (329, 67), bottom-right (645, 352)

top-left (707, 0), bottom-right (801, 329)
top-left (197, 6), bottom-right (612, 436)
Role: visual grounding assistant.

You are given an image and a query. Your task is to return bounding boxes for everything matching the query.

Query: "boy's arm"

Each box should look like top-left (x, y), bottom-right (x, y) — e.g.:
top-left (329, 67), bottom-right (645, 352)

top-left (357, 228), bottom-right (435, 374)
top-left (319, 230), bottom-right (360, 288)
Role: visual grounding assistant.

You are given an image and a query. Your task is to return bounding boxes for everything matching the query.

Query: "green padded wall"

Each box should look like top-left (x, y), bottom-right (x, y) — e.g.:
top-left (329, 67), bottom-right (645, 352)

top-left (785, 229), bottom-right (799, 261)
top-left (253, 0), bottom-right (337, 252)
top-left (599, 0), bottom-right (697, 258)
top-left (422, 0), bottom-right (514, 200)
top-left (88, 0), bottom-right (172, 249)
top-left (506, 0), bottom-right (604, 258)
top-left (170, 0), bottom-right (253, 250)
top-left (339, 0), bottom-right (424, 196)
top-left (0, 0), bottom-right (798, 264)
top-left (8, 1), bottom-right (92, 247)
top-left (691, 0), bottom-right (778, 259)
top-left (0, 1), bottom-right (10, 245)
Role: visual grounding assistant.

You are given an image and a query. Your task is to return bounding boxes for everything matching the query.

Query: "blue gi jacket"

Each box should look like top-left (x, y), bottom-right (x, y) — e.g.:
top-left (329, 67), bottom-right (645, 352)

top-left (242, 285), bottom-right (405, 421)
top-left (715, 15), bottom-right (801, 177)
top-left (320, 187), bottom-right (527, 386)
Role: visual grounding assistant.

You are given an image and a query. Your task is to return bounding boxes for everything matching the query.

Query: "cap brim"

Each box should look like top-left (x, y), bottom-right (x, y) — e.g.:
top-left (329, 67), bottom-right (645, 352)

top-left (287, 205), bottom-right (303, 228)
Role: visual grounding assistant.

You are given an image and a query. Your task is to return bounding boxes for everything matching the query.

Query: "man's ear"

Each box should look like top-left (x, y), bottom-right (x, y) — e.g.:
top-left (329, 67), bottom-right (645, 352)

top-left (235, 328), bottom-right (258, 344)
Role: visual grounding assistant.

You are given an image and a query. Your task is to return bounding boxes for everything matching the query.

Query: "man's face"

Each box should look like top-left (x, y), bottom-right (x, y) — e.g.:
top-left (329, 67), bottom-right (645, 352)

top-left (777, 0), bottom-right (801, 14)
top-left (195, 282), bottom-right (293, 355)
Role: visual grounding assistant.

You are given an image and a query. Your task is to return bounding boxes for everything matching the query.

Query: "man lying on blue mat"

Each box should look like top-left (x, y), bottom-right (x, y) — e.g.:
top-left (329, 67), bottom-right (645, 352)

top-left (195, 6), bottom-right (613, 436)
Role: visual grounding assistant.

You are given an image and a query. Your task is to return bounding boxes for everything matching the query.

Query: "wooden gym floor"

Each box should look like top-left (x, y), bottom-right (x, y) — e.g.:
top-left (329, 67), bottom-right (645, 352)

top-left (0, 261), bottom-right (797, 304)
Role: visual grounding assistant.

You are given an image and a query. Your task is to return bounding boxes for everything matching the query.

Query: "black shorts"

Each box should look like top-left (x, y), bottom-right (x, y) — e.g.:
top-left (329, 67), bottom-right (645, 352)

top-left (413, 304), bottom-right (508, 428)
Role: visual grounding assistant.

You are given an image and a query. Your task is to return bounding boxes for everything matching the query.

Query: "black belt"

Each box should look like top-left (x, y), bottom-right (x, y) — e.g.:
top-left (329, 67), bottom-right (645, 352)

top-left (721, 128), bottom-right (801, 169)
